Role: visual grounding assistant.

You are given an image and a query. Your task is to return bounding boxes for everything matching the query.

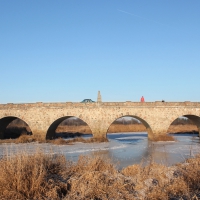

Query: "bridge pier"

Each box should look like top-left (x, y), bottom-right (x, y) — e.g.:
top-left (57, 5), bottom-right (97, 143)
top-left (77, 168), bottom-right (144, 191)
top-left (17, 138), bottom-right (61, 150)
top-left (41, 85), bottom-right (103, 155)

top-left (87, 119), bottom-right (108, 139)
top-left (32, 129), bottom-right (47, 140)
top-left (147, 126), bottom-right (170, 141)
top-left (146, 127), bottom-right (154, 140)
top-left (91, 128), bottom-right (107, 138)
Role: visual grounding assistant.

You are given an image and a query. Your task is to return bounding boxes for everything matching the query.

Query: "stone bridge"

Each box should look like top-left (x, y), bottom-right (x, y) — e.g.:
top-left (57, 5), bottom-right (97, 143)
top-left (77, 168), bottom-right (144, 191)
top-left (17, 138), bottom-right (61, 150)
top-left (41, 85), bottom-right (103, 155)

top-left (0, 101), bottom-right (200, 140)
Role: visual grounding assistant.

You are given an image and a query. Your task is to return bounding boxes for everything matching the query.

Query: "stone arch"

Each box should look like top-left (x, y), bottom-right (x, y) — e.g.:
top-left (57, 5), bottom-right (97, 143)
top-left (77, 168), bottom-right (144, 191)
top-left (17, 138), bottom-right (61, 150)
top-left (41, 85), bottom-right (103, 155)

top-left (0, 116), bottom-right (32, 139)
top-left (106, 115), bottom-right (154, 139)
top-left (46, 116), bottom-right (93, 139)
top-left (167, 114), bottom-right (200, 135)
top-left (184, 115), bottom-right (200, 126)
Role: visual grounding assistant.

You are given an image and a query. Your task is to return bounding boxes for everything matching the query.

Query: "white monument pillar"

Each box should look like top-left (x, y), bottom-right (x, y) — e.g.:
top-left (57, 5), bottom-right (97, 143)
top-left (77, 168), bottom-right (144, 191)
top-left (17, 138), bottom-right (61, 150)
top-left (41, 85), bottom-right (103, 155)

top-left (97, 91), bottom-right (102, 102)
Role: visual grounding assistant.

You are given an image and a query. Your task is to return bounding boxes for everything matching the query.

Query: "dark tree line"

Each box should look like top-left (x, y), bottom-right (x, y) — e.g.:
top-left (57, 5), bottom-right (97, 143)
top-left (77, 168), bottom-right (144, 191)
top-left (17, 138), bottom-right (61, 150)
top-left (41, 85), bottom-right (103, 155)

top-left (8, 119), bottom-right (28, 127)
top-left (112, 118), bottom-right (141, 125)
top-left (60, 118), bottom-right (87, 126)
top-left (171, 117), bottom-right (194, 125)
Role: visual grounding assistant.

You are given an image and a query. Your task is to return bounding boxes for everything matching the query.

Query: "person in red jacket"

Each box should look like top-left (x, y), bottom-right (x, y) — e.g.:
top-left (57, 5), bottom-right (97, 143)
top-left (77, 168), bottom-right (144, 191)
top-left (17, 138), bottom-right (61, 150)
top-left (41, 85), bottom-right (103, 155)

top-left (141, 96), bottom-right (145, 102)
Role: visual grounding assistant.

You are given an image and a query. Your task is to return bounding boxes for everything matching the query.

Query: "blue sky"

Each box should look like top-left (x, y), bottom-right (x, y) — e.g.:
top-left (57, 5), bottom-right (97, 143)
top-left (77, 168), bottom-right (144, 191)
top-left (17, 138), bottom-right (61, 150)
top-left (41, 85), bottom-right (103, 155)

top-left (0, 0), bottom-right (200, 103)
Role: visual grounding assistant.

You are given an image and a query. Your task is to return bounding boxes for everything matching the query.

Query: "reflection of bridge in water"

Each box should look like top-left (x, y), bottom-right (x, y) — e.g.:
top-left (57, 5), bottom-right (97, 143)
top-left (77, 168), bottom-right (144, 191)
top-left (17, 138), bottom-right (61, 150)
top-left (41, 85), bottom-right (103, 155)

top-left (0, 101), bottom-right (200, 140)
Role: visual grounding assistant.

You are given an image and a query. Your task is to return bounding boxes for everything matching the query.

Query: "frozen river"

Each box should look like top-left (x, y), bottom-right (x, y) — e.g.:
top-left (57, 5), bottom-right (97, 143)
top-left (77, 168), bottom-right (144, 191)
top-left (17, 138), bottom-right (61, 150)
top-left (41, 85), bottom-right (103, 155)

top-left (0, 132), bottom-right (200, 169)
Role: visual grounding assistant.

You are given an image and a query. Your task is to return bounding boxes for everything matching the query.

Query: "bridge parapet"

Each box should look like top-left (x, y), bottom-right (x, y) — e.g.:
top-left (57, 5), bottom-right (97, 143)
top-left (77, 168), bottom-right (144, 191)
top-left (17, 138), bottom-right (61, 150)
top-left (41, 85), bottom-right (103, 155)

top-left (1, 101), bottom-right (200, 110)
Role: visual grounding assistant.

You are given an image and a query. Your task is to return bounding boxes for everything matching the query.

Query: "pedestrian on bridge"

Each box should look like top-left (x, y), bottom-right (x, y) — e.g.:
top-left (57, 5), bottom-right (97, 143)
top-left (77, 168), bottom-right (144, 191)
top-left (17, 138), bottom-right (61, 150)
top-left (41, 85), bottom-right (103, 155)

top-left (141, 96), bottom-right (145, 102)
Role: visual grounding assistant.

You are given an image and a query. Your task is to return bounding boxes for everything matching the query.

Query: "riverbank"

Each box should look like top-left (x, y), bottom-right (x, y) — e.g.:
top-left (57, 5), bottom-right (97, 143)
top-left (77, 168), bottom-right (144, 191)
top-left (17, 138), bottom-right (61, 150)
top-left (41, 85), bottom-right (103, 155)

top-left (56, 124), bottom-right (198, 134)
top-left (1, 149), bottom-right (200, 199)
top-left (5, 124), bottom-right (198, 139)
top-left (0, 134), bottom-right (108, 145)
top-left (1, 133), bottom-right (199, 169)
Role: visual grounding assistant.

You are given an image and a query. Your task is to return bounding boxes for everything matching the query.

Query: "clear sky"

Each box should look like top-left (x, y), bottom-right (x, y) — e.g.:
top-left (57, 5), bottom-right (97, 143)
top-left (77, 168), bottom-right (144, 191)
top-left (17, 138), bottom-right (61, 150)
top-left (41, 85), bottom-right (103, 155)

top-left (0, 0), bottom-right (200, 103)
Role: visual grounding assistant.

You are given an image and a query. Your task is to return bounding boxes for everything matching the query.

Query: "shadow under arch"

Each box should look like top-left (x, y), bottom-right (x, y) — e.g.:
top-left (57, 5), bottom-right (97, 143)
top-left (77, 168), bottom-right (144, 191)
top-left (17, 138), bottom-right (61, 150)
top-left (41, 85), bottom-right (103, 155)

top-left (0, 116), bottom-right (32, 139)
top-left (106, 115), bottom-right (154, 139)
top-left (167, 114), bottom-right (200, 135)
top-left (184, 115), bottom-right (200, 128)
top-left (46, 116), bottom-right (93, 139)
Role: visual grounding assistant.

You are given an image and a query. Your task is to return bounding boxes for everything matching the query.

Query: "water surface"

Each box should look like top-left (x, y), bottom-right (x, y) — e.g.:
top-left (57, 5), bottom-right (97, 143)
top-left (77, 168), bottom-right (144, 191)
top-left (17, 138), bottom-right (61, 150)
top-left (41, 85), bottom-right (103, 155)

top-left (0, 132), bottom-right (200, 169)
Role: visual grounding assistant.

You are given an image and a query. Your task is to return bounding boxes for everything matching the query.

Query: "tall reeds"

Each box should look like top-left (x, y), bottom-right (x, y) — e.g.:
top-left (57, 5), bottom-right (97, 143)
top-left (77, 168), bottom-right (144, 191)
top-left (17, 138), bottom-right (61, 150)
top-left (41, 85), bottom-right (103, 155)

top-left (0, 150), bottom-right (68, 199)
top-left (1, 149), bottom-right (200, 199)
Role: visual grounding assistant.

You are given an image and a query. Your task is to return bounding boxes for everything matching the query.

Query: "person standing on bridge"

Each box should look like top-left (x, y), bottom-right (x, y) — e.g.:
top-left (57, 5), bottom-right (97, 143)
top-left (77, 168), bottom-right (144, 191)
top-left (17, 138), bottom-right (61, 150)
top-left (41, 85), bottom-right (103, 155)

top-left (141, 96), bottom-right (145, 102)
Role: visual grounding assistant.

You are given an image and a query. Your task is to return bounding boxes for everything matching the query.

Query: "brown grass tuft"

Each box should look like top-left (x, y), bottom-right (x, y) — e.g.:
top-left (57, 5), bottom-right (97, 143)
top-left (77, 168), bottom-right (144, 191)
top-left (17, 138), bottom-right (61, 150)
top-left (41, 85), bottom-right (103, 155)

top-left (152, 134), bottom-right (175, 142)
top-left (16, 134), bottom-right (36, 143)
top-left (1, 150), bottom-right (200, 199)
top-left (0, 135), bottom-right (108, 145)
top-left (65, 156), bottom-right (135, 200)
top-left (121, 162), bottom-right (190, 199)
top-left (86, 137), bottom-right (109, 143)
top-left (178, 155), bottom-right (200, 193)
top-left (51, 137), bottom-right (71, 145)
top-left (0, 150), bottom-right (69, 199)
top-left (51, 137), bottom-right (109, 145)
top-left (0, 130), bottom-right (47, 144)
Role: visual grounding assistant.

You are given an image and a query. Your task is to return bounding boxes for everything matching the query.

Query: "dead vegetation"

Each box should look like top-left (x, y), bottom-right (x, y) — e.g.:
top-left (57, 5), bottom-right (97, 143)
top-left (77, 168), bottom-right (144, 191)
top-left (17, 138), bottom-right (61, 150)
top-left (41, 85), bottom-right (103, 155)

top-left (0, 150), bottom-right (68, 199)
top-left (51, 137), bottom-right (109, 145)
top-left (0, 134), bottom-right (108, 145)
top-left (0, 134), bottom-right (46, 144)
top-left (1, 150), bottom-right (200, 199)
top-left (56, 126), bottom-right (92, 135)
top-left (152, 134), bottom-right (175, 142)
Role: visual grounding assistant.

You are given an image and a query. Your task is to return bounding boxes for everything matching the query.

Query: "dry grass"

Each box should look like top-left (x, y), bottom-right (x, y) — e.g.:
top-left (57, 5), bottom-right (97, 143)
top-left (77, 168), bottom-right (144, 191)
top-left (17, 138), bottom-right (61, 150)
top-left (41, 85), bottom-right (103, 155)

top-left (65, 154), bottom-right (200, 199)
top-left (65, 156), bottom-right (135, 200)
top-left (86, 137), bottom-right (109, 143)
top-left (108, 123), bottom-right (146, 133)
top-left (0, 134), bottom-right (108, 145)
top-left (0, 134), bottom-right (46, 144)
top-left (178, 155), bottom-right (200, 193)
top-left (1, 149), bottom-right (200, 199)
top-left (52, 137), bottom-right (71, 145)
top-left (51, 137), bottom-right (109, 145)
top-left (57, 124), bottom-right (198, 135)
top-left (0, 150), bottom-right (69, 199)
top-left (168, 124), bottom-right (198, 134)
top-left (56, 125), bottom-right (92, 134)
top-left (0, 133), bottom-right (176, 145)
top-left (152, 134), bottom-right (175, 142)
top-left (122, 162), bottom-right (189, 199)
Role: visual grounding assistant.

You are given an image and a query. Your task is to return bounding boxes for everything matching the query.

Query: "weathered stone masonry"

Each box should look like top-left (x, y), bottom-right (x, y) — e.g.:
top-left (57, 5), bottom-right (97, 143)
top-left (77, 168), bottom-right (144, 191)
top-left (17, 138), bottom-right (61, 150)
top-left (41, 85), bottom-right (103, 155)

top-left (0, 101), bottom-right (200, 140)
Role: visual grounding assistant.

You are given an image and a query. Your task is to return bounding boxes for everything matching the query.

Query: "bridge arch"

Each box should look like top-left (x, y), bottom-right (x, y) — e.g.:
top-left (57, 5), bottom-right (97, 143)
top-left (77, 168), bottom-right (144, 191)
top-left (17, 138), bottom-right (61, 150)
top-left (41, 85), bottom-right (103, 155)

top-left (46, 116), bottom-right (93, 139)
top-left (0, 116), bottom-right (32, 139)
top-left (167, 114), bottom-right (200, 135)
top-left (106, 115), bottom-right (154, 139)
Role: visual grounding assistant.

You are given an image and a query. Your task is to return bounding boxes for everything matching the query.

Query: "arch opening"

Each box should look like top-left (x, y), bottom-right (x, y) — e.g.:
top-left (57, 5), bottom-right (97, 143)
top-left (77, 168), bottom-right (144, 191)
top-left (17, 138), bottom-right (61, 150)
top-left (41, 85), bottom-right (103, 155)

top-left (167, 115), bottom-right (200, 135)
top-left (46, 116), bottom-right (92, 140)
top-left (0, 116), bottom-right (32, 139)
top-left (106, 115), bottom-right (153, 139)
